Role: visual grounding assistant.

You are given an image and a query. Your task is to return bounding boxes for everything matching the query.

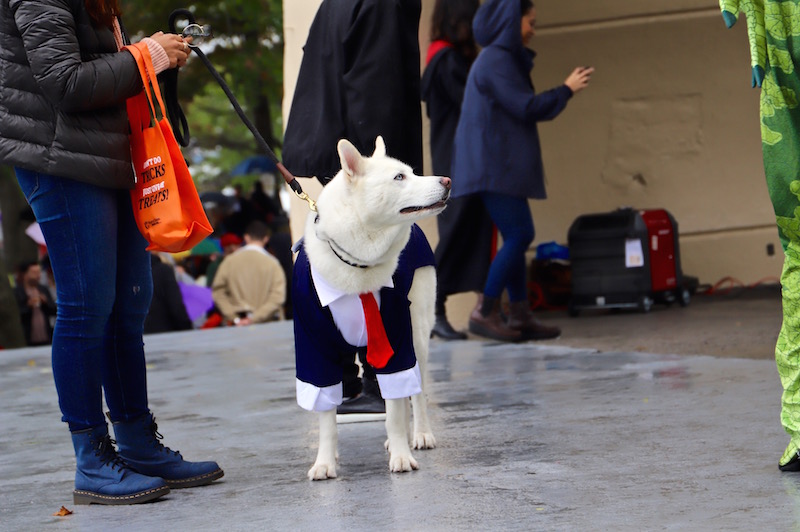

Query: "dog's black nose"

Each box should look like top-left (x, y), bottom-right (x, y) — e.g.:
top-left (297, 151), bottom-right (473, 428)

top-left (440, 177), bottom-right (451, 190)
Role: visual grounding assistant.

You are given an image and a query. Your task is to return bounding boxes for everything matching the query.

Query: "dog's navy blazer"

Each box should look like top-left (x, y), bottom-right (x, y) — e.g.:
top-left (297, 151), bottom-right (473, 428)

top-left (293, 225), bottom-right (434, 399)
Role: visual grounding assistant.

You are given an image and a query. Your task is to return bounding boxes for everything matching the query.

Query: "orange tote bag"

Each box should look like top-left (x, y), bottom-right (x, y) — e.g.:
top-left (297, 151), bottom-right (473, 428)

top-left (124, 42), bottom-right (212, 253)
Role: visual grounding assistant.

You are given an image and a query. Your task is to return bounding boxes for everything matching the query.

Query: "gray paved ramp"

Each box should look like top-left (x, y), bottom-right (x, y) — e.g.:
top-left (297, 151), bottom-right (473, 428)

top-left (1, 321), bottom-right (799, 530)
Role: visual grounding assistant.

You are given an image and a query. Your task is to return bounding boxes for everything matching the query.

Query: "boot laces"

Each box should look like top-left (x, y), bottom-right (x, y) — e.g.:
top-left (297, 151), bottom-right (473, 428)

top-left (148, 417), bottom-right (181, 457)
top-left (91, 434), bottom-right (130, 472)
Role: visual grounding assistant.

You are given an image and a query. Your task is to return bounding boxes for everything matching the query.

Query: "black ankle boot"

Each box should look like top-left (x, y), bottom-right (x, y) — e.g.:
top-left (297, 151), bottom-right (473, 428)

top-left (337, 377), bottom-right (385, 414)
top-left (431, 314), bottom-right (467, 340)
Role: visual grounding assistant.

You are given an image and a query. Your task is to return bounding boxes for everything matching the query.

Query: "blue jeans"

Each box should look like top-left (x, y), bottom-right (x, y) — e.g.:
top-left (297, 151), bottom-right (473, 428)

top-left (480, 192), bottom-right (535, 302)
top-left (15, 169), bottom-right (152, 431)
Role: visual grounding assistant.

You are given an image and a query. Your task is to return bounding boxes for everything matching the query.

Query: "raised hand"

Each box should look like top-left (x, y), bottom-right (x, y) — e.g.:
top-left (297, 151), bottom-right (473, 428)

top-left (564, 66), bottom-right (594, 94)
top-left (149, 31), bottom-right (191, 69)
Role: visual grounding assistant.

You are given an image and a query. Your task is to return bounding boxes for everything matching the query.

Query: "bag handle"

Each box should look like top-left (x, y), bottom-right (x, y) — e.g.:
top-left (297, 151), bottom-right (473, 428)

top-left (124, 43), bottom-right (169, 132)
top-left (127, 43), bottom-right (167, 121)
top-left (124, 44), bottom-right (155, 132)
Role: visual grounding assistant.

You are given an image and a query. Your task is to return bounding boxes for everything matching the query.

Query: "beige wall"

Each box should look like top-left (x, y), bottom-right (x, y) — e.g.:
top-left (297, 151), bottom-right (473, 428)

top-left (283, 1), bottom-right (324, 240)
top-left (283, 0), bottom-right (784, 291)
top-left (532, 0), bottom-right (782, 287)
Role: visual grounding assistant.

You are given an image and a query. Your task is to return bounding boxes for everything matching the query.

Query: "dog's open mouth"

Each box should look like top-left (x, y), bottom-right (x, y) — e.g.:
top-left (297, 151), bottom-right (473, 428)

top-left (400, 200), bottom-right (447, 214)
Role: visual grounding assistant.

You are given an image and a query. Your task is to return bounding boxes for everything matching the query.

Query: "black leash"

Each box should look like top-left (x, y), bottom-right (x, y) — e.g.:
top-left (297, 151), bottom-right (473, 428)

top-left (162, 10), bottom-right (192, 147)
top-left (164, 9), bottom-right (316, 211)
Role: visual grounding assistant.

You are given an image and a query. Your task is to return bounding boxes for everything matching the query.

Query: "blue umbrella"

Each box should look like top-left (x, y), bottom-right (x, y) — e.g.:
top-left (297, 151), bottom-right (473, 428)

top-left (231, 155), bottom-right (277, 176)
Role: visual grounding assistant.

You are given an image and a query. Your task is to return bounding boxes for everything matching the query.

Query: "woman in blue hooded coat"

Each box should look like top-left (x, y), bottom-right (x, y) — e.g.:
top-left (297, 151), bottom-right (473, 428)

top-left (452, 0), bottom-right (593, 342)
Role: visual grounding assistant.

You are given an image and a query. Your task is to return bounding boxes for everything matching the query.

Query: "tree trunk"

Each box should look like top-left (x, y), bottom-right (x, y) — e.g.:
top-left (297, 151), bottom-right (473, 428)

top-left (0, 166), bottom-right (37, 271)
top-left (0, 255), bottom-right (25, 349)
top-left (254, 92), bottom-right (278, 152)
top-left (0, 167), bottom-right (27, 348)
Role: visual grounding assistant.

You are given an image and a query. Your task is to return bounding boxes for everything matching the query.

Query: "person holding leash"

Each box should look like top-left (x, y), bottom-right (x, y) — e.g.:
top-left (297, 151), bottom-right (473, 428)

top-left (0, 0), bottom-right (222, 504)
top-left (452, 0), bottom-right (593, 342)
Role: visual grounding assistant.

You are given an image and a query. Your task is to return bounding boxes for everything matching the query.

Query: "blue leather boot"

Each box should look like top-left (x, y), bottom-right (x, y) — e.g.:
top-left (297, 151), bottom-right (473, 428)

top-left (71, 424), bottom-right (169, 505)
top-left (113, 413), bottom-right (224, 488)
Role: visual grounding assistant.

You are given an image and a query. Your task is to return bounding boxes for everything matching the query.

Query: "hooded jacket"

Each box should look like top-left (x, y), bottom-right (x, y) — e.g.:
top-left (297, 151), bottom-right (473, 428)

top-left (0, 0), bottom-right (142, 188)
top-left (282, 0), bottom-right (423, 183)
top-left (451, 0), bottom-right (573, 199)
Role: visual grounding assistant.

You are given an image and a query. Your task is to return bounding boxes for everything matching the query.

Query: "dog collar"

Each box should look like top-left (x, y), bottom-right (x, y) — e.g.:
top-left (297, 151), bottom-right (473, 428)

top-left (315, 214), bottom-right (372, 269)
top-left (327, 240), bottom-right (370, 269)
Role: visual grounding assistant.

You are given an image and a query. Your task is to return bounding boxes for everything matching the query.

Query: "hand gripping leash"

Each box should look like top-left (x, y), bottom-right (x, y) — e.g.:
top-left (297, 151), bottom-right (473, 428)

top-left (164, 9), bottom-right (316, 212)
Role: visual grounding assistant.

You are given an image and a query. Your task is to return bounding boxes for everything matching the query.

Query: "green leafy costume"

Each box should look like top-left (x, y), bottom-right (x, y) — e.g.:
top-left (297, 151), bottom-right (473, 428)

top-left (720, 0), bottom-right (800, 468)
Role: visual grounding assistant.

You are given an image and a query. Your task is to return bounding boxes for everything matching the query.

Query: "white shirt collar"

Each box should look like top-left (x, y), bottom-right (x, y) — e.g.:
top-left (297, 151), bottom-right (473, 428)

top-left (237, 243), bottom-right (269, 256)
top-left (310, 263), bottom-right (394, 307)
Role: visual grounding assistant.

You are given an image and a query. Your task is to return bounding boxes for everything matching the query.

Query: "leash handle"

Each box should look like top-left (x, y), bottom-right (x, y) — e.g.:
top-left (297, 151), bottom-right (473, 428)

top-left (164, 9), bottom-right (194, 146)
top-left (279, 163), bottom-right (316, 212)
top-left (166, 9), bottom-right (317, 212)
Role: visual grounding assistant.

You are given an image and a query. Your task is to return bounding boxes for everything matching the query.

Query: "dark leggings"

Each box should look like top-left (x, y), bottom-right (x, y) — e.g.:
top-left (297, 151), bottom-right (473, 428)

top-left (480, 192), bottom-right (534, 302)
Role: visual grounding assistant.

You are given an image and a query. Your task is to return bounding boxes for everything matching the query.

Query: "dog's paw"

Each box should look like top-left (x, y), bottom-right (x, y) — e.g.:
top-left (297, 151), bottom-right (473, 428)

top-left (413, 432), bottom-right (437, 450)
top-left (307, 462), bottom-right (337, 481)
top-left (389, 453), bottom-right (419, 473)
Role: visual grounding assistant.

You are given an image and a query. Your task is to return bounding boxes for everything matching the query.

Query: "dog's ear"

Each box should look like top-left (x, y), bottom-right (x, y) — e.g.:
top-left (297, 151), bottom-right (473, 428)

top-left (372, 136), bottom-right (386, 158)
top-left (337, 139), bottom-right (363, 179)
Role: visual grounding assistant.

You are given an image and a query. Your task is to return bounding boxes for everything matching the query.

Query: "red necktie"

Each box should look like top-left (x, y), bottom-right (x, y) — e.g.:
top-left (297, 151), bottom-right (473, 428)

top-left (359, 293), bottom-right (394, 369)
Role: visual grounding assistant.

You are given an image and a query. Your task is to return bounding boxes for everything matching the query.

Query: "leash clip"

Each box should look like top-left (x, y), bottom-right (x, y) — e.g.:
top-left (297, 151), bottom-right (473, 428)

top-left (279, 163), bottom-right (317, 212)
top-left (295, 190), bottom-right (317, 213)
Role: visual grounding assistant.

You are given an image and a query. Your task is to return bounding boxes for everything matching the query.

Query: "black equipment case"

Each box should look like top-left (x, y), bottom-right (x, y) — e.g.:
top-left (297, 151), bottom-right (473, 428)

top-left (567, 208), bottom-right (694, 315)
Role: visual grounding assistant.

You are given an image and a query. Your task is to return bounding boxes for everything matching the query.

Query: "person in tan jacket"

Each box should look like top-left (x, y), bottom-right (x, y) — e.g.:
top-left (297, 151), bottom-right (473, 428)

top-left (212, 220), bottom-right (286, 325)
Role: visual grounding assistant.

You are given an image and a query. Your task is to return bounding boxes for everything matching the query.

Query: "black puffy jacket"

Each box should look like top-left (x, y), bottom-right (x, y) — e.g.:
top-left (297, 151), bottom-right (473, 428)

top-left (0, 0), bottom-right (143, 188)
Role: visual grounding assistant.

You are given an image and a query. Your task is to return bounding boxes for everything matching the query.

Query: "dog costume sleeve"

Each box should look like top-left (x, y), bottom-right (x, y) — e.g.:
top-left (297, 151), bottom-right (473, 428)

top-left (720, 0), bottom-right (800, 468)
top-left (293, 225), bottom-right (435, 412)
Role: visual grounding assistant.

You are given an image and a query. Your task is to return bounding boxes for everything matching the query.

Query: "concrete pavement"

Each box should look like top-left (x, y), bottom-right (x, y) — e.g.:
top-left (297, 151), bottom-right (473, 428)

top-left (1, 319), bottom-right (799, 531)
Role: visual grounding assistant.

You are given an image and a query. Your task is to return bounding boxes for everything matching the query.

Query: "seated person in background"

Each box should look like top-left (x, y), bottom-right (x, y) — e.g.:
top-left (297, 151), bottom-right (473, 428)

top-left (13, 260), bottom-right (57, 346)
top-left (144, 252), bottom-right (193, 334)
top-left (205, 233), bottom-right (243, 288)
top-left (212, 220), bottom-right (286, 325)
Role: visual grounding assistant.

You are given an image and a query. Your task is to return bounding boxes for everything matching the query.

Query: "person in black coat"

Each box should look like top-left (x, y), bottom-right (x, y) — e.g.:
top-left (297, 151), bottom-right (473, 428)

top-left (283, 0), bottom-right (423, 184)
top-left (283, 0), bottom-right (424, 415)
top-left (144, 253), bottom-right (192, 334)
top-left (421, 0), bottom-right (493, 340)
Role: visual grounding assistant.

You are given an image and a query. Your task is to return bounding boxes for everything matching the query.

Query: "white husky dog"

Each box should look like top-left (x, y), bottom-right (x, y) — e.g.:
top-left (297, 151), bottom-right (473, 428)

top-left (293, 136), bottom-right (450, 479)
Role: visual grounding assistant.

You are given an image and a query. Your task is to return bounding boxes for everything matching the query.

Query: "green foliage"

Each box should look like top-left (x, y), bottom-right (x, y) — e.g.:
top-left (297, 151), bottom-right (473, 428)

top-left (181, 74), bottom-right (258, 188)
top-left (124, 0), bottom-right (284, 187)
